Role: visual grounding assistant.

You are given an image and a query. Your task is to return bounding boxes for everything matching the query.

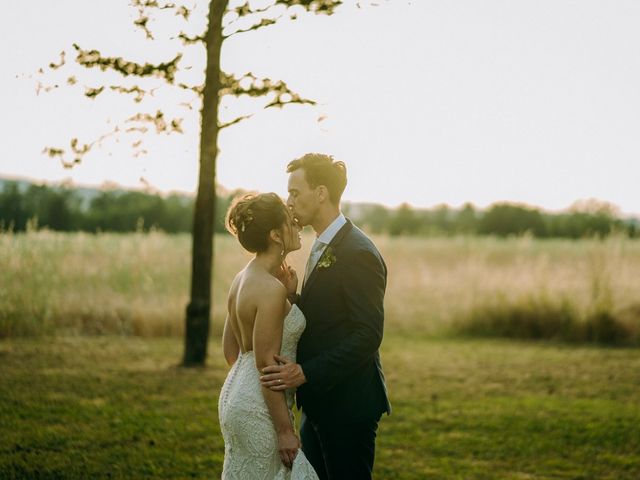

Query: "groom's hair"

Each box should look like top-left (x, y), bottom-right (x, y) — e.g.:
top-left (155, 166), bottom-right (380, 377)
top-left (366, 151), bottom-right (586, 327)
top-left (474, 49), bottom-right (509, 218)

top-left (286, 153), bottom-right (347, 205)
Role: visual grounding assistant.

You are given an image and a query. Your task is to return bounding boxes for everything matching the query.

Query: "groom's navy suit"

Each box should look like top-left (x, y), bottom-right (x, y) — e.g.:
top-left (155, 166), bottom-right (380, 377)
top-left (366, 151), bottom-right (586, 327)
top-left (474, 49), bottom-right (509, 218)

top-left (296, 219), bottom-right (391, 480)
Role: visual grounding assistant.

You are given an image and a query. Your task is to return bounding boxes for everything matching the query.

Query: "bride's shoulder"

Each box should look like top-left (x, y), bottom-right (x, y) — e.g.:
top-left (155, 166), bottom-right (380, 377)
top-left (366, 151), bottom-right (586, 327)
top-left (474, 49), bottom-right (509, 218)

top-left (245, 270), bottom-right (287, 302)
top-left (260, 274), bottom-right (288, 298)
top-left (251, 277), bottom-right (288, 322)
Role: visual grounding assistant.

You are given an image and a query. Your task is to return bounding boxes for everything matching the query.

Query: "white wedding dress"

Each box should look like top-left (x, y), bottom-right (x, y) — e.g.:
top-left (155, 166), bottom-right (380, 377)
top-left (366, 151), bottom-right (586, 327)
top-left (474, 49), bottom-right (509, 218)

top-left (218, 304), bottom-right (319, 480)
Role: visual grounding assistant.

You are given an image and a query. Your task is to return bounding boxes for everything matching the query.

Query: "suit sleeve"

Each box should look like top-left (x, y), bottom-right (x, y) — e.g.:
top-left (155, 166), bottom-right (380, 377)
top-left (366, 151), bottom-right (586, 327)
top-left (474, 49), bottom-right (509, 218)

top-left (300, 247), bottom-right (386, 392)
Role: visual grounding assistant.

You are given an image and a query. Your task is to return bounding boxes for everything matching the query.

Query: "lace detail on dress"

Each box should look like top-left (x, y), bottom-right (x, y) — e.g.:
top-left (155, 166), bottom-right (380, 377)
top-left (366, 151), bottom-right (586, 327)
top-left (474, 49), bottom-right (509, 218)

top-left (218, 305), bottom-right (318, 480)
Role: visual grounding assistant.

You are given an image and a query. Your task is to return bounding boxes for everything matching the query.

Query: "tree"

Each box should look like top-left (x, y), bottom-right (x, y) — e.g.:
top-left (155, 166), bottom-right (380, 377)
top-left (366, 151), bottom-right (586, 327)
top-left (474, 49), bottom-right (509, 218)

top-left (23, 184), bottom-right (83, 231)
top-left (0, 182), bottom-right (28, 231)
top-left (431, 203), bottom-right (451, 234)
top-left (478, 203), bottom-right (547, 237)
top-left (40, 0), bottom-right (376, 365)
top-left (361, 204), bottom-right (391, 234)
top-left (389, 203), bottom-right (420, 236)
top-left (454, 202), bottom-right (477, 234)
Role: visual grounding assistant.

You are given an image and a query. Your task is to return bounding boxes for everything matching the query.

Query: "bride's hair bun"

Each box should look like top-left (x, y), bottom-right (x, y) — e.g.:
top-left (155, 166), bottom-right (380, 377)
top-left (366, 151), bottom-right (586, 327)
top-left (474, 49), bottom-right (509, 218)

top-left (226, 192), bottom-right (289, 253)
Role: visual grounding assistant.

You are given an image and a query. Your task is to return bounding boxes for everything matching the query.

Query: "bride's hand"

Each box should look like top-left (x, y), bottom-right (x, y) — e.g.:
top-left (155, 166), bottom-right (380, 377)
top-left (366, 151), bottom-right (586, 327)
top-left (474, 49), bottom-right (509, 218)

top-left (278, 264), bottom-right (298, 296)
top-left (277, 429), bottom-right (299, 469)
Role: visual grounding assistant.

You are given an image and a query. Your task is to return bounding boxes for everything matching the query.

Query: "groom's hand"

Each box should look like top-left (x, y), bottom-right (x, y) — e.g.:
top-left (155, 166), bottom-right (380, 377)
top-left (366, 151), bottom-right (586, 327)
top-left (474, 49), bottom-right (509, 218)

top-left (260, 355), bottom-right (307, 391)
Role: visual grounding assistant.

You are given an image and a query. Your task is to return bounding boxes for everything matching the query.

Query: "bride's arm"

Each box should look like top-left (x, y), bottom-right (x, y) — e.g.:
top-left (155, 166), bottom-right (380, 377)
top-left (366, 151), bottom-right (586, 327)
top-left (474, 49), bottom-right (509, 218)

top-left (253, 282), bottom-right (299, 468)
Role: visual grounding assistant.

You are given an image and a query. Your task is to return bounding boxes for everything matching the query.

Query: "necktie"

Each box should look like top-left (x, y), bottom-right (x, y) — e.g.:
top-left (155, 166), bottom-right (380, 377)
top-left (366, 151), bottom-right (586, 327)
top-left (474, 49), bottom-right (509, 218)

top-left (303, 239), bottom-right (325, 286)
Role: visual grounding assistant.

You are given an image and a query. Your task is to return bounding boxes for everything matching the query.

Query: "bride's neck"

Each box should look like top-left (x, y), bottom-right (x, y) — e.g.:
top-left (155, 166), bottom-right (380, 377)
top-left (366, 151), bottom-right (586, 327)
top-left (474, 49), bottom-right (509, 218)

top-left (253, 250), bottom-right (283, 276)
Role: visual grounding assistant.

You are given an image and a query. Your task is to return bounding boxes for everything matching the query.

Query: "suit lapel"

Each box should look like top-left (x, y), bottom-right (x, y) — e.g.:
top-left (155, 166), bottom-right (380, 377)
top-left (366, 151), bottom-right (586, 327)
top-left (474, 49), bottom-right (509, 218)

top-left (300, 219), bottom-right (353, 302)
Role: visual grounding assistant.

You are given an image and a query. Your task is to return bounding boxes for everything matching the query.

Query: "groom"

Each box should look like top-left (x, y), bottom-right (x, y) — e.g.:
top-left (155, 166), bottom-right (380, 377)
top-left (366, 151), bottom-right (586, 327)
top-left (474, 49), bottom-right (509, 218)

top-left (260, 153), bottom-right (391, 479)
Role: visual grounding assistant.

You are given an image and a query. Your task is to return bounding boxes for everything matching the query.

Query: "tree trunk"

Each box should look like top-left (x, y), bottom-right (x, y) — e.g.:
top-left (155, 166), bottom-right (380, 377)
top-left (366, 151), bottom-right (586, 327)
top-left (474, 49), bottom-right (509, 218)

top-left (183, 0), bottom-right (228, 366)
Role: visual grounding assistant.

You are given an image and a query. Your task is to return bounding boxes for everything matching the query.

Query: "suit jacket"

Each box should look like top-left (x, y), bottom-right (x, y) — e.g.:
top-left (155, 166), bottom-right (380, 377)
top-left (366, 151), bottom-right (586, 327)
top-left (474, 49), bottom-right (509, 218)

top-left (296, 219), bottom-right (391, 423)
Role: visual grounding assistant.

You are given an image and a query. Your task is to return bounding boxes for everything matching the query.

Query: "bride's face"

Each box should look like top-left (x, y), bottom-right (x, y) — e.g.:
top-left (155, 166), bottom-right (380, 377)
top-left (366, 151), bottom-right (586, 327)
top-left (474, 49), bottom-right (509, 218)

top-left (282, 211), bottom-right (302, 253)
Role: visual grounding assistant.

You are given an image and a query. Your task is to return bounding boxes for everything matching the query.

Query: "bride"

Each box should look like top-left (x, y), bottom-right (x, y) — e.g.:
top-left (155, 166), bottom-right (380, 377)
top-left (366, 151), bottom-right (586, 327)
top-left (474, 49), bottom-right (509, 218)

top-left (218, 192), bottom-right (319, 480)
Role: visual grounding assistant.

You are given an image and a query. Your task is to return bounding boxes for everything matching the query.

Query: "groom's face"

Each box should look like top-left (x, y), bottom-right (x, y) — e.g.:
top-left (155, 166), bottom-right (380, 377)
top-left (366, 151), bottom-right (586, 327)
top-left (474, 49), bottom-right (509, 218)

top-left (287, 169), bottom-right (319, 227)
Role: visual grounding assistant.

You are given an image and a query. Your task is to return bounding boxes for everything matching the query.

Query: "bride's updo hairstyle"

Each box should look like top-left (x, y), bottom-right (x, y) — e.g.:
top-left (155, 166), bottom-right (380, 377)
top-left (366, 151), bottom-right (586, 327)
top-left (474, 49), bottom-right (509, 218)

top-left (226, 192), bottom-right (289, 253)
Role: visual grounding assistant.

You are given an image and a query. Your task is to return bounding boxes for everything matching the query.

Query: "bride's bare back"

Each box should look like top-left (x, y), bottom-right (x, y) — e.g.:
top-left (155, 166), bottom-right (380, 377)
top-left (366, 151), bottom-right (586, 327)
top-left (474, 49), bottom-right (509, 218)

top-left (226, 262), bottom-right (291, 355)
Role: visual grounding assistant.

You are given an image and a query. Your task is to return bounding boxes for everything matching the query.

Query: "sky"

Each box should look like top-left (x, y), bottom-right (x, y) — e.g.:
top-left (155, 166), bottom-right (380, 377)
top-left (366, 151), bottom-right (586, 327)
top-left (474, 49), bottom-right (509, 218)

top-left (1, 0), bottom-right (639, 214)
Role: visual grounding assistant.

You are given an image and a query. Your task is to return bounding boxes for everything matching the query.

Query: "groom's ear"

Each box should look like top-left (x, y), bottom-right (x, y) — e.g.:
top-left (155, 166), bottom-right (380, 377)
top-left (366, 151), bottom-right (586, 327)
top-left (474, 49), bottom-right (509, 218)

top-left (316, 185), bottom-right (329, 204)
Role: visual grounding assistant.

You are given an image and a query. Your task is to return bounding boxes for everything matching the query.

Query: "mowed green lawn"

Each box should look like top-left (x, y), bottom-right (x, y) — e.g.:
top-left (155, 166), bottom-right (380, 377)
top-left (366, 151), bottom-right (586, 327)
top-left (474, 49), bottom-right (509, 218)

top-left (1, 335), bottom-right (639, 479)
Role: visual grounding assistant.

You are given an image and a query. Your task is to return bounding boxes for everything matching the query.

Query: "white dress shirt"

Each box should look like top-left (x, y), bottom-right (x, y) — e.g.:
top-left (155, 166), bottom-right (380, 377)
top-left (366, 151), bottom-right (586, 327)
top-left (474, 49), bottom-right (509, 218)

top-left (303, 213), bottom-right (347, 285)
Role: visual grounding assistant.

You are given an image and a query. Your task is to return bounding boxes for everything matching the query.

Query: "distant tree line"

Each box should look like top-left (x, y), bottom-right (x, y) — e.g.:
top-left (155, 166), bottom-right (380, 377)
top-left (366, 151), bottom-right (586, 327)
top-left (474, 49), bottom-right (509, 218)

top-left (350, 201), bottom-right (638, 239)
top-left (0, 181), bottom-right (230, 234)
top-left (0, 181), bottom-right (637, 238)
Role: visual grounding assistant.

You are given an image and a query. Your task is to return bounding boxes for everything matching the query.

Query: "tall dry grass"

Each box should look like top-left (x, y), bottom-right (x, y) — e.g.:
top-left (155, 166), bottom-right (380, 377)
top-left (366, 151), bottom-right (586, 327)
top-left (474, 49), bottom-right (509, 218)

top-left (2, 230), bottom-right (640, 342)
top-left (380, 234), bottom-right (640, 343)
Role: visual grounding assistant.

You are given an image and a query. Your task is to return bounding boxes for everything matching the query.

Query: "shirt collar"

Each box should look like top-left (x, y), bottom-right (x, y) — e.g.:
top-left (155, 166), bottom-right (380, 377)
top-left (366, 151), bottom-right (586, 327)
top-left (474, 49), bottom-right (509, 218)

top-left (316, 213), bottom-right (347, 245)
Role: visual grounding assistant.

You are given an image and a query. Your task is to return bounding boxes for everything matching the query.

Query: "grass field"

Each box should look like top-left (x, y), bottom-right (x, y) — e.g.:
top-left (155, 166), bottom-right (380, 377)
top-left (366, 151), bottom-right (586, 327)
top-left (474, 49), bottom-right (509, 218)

top-left (1, 335), bottom-right (639, 479)
top-left (2, 231), bottom-right (640, 341)
top-left (2, 231), bottom-right (640, 478)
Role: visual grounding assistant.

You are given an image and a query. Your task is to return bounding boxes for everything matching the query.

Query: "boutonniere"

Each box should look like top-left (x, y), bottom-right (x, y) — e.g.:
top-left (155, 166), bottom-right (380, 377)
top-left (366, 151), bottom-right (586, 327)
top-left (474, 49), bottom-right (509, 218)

top-left (317, 246), bottom-right (337, 269)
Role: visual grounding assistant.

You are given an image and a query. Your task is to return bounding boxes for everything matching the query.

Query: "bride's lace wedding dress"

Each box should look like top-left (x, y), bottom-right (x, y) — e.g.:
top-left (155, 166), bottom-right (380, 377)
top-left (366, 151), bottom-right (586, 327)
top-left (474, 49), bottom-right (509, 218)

top-left (218, 304), bottom-right (319, 480)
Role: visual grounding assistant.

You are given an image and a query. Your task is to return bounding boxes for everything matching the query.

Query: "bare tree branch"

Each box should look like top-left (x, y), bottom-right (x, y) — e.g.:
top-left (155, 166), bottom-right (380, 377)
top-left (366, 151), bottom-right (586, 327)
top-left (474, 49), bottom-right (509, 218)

top-left (42, 108), bottom-right (183, 168)
top-left (171, 118), bottom-right (184, 133)
top-left (264, 93), bottom-right (316, 109)
top-left (49, 51), bottom-right (66, 70)
top-left (126, 110), bottom-right (183, 134)
top-left (131, 0), bottom-right (192, 38)
top-left (73, 44), bottom-right (182, 84)
top-left (270, 0), bottom-right (343, 15)
top-left (134, 15), bottom-right (154, 40)
top-left (70, 138), bottom-right (91, 157)
top-left (220, 72), bottom-right (316, 108)
top-left (130, 0), bottom-right (191, 18)
top-left (42, 126), bottom-right (119, 168)
top-left (224, 1), bottom-right (278, 30)
top-left (63, 82), bottom-right (153, 103)
top-left (84, 86), bottom-right (105, 99)
top-left (224, 0), bottom-right (346, 36)
top-left (109, 85), bottom-right (152, 103)
top-left (224, 17), bottom-right (278, 38)
top-left (219, 114), bottom-right (253, 130)
top-left (233, 1), bottom-right (272, 17)
top-left (42, 147), bottom-right (66, 162)
top-left (178, 82), bottom-right (204, 96)
top-left (230, 0), bottom-right (344, 20)
top-left (176, 32), bottom-right (205, 45)
top-left (174, 5), bottom-right (191, 19)
top-left (35, 81), bottom-right (59, 96)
